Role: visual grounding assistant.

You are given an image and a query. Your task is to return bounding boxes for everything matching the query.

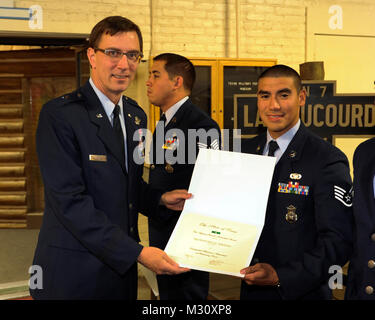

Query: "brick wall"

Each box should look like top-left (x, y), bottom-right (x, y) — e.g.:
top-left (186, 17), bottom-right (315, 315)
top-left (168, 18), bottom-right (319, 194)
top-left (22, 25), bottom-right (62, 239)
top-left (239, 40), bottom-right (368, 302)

top-left (1, 0), bottom-right (372, 109)
top-left (6, 0), bottom-right (373, 70)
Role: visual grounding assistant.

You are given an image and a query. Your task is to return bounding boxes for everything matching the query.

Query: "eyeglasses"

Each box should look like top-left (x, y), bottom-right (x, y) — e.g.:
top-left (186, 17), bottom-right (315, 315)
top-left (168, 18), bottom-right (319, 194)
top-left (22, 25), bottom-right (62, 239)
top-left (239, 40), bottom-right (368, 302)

top-left (94, 48), bottom-right (143, 63)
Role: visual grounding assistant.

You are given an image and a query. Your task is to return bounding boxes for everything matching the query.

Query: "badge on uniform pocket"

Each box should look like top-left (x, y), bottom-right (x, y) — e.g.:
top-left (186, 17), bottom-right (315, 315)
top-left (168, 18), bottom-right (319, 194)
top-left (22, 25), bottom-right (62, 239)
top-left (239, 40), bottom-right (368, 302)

top-left (285, 205), bottom-right (298, 223)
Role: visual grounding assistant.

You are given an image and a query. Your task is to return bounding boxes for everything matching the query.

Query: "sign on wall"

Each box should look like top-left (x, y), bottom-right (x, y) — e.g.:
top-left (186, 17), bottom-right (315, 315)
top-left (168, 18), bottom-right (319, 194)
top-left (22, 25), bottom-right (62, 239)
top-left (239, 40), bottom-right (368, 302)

top-left (233, 80), bottom-right (375, 142)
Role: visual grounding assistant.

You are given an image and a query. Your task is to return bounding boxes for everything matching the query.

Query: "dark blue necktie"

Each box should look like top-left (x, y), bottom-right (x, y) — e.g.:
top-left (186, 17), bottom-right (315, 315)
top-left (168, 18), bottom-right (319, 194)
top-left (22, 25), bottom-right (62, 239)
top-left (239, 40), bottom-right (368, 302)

top-left (268, 140), bottom-right (279, 157)
top-left (113, 105), bottom-right (125, 165)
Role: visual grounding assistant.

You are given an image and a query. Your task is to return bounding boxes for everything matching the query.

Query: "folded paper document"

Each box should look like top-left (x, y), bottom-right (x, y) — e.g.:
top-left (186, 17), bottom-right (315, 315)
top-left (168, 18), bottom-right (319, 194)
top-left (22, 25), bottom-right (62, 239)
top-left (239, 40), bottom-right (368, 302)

top-left (165, 149), bottom-right (276, 277)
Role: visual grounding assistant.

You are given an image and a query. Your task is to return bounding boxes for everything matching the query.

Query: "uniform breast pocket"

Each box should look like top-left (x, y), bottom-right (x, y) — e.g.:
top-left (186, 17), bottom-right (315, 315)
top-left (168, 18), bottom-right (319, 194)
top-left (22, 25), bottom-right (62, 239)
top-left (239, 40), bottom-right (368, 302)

top-left (276, 193), bottom-right (310, 231)
top-left (87, 153), bottom-right (122, 191)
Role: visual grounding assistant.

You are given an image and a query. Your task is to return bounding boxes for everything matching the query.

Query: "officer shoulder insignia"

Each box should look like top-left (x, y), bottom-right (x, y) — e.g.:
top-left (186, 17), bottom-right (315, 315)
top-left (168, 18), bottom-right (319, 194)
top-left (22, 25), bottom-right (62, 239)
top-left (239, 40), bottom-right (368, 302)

top-left (334, 185), bottom-right (353, 207)
top-left (60, 90), bottom-right (84, 102)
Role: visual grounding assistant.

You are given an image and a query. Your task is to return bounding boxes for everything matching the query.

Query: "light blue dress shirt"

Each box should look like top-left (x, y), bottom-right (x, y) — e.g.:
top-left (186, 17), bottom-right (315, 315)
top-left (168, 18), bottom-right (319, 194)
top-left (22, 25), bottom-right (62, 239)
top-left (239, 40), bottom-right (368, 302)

top-left (263, 120), bottom-right (301, 163)
top-left (89, 78), bottom-right (128, 171)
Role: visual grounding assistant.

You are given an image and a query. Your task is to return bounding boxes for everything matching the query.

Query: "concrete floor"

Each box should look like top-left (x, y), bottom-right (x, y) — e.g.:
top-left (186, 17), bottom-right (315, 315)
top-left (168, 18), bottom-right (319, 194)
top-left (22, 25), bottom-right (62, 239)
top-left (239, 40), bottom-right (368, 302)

top-left (0, 214), bottom-right (241, 300)
top-left (0, 215), bottom-right (345, 300)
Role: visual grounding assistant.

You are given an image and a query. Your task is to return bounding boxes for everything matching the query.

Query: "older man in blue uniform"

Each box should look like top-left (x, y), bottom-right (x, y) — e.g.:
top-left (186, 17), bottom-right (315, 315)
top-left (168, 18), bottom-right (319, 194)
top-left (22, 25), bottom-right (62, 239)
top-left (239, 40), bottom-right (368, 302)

top-left (30, 16), bottom-right (190, 300)
top-left (346, 137), bottom-right (375, 299)
top-left (240, 65), bottom-right (353, 300)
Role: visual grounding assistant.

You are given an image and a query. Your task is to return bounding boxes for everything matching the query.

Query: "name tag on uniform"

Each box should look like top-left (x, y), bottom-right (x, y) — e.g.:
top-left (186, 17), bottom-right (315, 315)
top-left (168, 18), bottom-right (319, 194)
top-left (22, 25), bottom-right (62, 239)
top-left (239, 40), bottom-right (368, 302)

top-left (89, 154), bottom-right (107, 162)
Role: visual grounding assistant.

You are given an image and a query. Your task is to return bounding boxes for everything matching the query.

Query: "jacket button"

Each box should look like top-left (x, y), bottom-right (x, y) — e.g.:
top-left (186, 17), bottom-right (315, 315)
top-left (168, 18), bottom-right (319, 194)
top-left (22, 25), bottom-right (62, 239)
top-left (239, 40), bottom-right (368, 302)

top-left (129, 203), bottom-right (133, 210)
top-left (368, 260), bottom-right (375, 269)
top-left (371, 233), bottom-right (375, 242)
top-left (365, 286), bottom-right (374, 295)
top-left (130, 227), bottom-right (134, 234)
top-left (150, 165), bottom-right (155, 170)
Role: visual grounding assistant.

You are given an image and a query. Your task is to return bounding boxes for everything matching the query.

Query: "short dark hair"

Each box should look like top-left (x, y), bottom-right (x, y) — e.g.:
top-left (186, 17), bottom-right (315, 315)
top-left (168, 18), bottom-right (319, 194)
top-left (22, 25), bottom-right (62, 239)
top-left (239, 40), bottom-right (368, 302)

top-left (153, 53), bottom-right (196, 93)
top-left (88, 16), bottom-right (143, 53)
top-left (258, 64), bottom-right (302, 92)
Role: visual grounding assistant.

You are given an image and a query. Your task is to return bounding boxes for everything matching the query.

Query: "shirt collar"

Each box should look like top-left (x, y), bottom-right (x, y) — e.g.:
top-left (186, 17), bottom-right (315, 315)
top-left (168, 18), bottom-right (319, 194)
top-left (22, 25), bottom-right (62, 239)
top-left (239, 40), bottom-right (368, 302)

top-left (89, 78), bottom-right (123, 122)
top-left (265, 119), bottom-right (301, 158)
top-left (163, 96), bottom-right (189, 126)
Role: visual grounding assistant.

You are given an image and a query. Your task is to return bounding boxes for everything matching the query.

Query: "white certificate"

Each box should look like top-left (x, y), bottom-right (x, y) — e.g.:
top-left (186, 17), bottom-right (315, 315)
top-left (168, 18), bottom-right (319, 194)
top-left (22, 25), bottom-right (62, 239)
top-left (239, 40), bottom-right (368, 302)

top-left (165, 149), bottom-right (276, 277)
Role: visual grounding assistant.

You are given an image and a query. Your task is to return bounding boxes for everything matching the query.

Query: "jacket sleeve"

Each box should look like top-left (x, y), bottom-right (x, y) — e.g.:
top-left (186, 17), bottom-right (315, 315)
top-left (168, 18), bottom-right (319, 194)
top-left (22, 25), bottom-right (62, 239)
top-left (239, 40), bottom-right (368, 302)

top-left (276, 149), bottom-right (354, 299)
top-left (36, 104), bottom-right (143, 276)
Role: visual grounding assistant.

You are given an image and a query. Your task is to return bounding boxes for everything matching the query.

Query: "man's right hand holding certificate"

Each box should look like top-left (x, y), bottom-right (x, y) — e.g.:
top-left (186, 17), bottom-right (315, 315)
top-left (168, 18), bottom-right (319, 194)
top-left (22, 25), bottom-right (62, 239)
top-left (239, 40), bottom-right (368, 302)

top-left (240, 263), bottom-right (280, 287)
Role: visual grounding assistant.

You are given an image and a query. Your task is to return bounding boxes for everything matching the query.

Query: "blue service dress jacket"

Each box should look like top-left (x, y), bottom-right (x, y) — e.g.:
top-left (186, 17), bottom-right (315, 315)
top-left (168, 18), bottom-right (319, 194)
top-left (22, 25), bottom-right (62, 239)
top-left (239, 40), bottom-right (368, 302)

top-left (240, 123), bottom-right (353, 300)
top-left (30, 81), bottom-right (162, 299)
top-left (346, 137), bottom-right (375, 300)
top-left (148, 98), bottom-right (221, 299)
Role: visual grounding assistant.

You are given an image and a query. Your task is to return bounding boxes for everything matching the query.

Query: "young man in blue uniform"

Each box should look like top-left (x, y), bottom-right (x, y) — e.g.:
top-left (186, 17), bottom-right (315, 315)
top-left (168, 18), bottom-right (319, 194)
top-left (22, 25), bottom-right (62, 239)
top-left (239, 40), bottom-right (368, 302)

top-left (240, 64), bottom-right (353, 299)
top-left (346, 137), bottom-right (375, 299)
top-left (30, 16), bottom-right (190, 300)
top-left (146, 53), bottom-right (221, 300)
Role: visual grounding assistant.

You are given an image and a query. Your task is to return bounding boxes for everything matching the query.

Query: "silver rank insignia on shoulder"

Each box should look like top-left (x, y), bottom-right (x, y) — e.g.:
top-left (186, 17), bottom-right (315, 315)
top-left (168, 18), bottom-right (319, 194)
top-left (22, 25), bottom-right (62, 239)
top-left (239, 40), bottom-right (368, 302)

top-left (334, 185), bottom-right (353, 207)
top-left (285, 205), bottom-right (298, 223)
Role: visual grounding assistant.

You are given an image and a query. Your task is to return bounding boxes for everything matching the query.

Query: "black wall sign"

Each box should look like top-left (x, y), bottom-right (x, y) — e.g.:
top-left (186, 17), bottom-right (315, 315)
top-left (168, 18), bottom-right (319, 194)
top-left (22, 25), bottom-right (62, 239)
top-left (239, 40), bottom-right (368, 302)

top-left (233, 80), bottom-right (375, 142)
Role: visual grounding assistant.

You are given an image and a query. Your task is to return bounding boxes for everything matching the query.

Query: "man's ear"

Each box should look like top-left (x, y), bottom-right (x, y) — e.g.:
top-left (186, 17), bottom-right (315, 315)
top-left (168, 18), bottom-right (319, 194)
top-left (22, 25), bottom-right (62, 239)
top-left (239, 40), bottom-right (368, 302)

top-left (173, 75), bottom-right (184, 90)
top-left (87, 47), bottom-right (96, 69)
top-left (299, 88), bottom-right (307, 106)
